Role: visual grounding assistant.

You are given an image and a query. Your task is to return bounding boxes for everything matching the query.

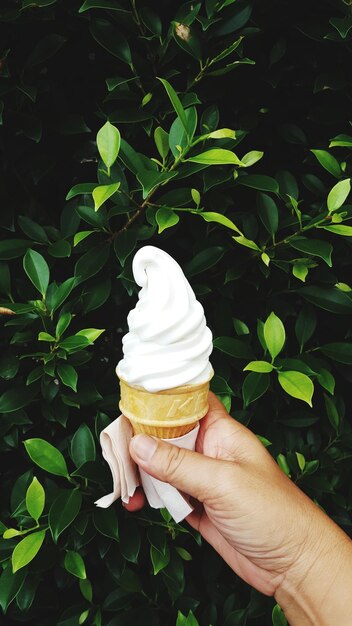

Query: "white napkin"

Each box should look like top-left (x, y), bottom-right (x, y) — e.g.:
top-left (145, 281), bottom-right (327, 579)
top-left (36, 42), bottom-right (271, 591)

top-left (94, 414), bottom-right (199, 523)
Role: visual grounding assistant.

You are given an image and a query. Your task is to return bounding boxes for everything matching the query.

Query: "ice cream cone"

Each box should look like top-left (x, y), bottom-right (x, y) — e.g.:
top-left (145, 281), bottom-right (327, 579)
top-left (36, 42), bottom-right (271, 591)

top-left (119, 375), bottom-right (212, 438)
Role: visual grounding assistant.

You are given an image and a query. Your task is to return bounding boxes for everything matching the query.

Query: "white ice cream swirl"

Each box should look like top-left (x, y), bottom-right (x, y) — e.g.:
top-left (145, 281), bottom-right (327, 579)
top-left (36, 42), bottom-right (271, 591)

top-left (116, 246), bottom-right (213, 392)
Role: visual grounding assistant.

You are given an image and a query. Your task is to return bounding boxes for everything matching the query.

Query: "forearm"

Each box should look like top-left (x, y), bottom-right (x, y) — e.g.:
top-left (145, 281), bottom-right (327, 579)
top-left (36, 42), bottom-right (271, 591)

top-left (276, 513), bottom-right (352, 625)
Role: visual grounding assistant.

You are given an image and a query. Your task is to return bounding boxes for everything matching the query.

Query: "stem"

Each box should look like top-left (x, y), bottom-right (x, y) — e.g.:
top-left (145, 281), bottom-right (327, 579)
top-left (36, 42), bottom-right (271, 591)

top-left (266, 215), bottom-right (332, 251)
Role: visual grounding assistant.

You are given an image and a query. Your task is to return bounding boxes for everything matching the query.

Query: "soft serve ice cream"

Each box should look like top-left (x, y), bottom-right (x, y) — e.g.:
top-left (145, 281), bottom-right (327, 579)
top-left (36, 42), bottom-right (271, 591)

top-left (116, 245), bottom-right (213, 393)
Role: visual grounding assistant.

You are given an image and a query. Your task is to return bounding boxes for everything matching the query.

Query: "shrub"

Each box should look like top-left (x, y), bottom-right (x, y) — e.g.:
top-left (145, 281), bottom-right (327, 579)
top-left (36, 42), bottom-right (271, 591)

top-left (0, 1), bottom-right (352, 625)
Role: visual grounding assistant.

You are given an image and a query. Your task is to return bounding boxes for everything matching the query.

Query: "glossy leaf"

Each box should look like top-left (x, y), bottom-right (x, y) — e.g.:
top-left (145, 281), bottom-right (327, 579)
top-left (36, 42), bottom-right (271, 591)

top-left (243, 360), bottom-right (274, 373)
top-left (57, 362), bottom-right (78, 392)
top-left (156, 208), bottom-right (180, 233)
top-left (71, 423), bottom-right (96, 467)
top-left (12, 530), bottom-right (46, 573)
top-left (0, 567), bottom-right (26, 614)
top-left (26, 477), bottom-right (45, 521)
top-left (187, 148), bottom-right (243, 165)
top-left (24, 438), bottom-right (69, 477)
top-left (49, 490), bottom-right (82, 542)
top-left (264, 312), bottom-right (286, 359)
top-left (158, 77), bottom-right (188, 133)
top-left (92, 182), bottom-right (120, 211)
top-left (198, 211), bottom-right (242, 234)
top-left (64, 550), bottom-right (87, 579)
top-left (97, 121), bottom-right (120, 173)
top-left (289, 237), bottom-right (332, 266)
top-left (238, 175), bottom-right (279, 193)
top-left (23, 249), bottom-right (50, 296)
top-left (310, 149), bottom-right (341, 177)
top-left (278, 371), bottom-right (314, 406)
top-left (242, 372), bottom-right (270, 407)
top-left (327, 178), bottom-right (351, 213)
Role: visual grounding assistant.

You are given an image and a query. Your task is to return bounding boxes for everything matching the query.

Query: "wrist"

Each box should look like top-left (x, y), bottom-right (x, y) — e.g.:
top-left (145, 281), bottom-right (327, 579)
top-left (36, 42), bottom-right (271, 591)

top-left (275, 511), bottom-right (352, 626)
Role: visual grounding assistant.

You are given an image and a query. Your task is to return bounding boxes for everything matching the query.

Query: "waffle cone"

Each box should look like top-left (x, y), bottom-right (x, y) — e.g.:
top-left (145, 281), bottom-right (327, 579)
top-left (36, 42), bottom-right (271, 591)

top-left (119, 376), bottom-right (212, 438)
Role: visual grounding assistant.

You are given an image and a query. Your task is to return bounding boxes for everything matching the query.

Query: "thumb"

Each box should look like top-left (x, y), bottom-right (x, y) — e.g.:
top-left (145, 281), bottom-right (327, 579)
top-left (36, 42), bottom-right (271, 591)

top-left (129, 434), bottom-right (228, 502)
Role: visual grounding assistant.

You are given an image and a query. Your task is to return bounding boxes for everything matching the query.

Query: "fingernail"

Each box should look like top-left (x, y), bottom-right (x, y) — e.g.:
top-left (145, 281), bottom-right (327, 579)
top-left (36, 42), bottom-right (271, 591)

top-left (131, 434), bottom-right (157, 462)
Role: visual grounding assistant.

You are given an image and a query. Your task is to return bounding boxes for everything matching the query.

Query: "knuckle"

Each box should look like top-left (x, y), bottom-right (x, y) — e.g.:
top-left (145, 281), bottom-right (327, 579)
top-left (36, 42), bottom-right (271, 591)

top-left (160, 444), bottom-right (186, 483)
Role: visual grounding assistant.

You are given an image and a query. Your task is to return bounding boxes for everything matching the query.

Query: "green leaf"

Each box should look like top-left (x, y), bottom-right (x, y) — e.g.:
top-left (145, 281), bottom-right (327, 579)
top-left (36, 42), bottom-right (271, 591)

top-left (156, 208), bottom-right (180, 233)
top-left (66, 183), bottom-right (96, 201)
top-left (184, 246), bottom-right (225, 277)
top-left (47, 239), bottom-right (71, 258)
top-left (74, 231), bottom-right (95, 246)
top-left (169, 107), bottom-right (198, 156)
top-left (26, 477), bottom-right (45, 521)
top-left (324, 393), bottom-right (340, 433)
top-left (317, 368), bottom-right (335, 395)
top-left (0, 240), bottom-right (32, 260)
top-left (97, 121), bottom-right (120, 173)
top-left (12, 530), bottom-right (46, 573)
top-left (79, 578), bottom-right (93, 603)
top-left (329, 133), bottom-right (352, 148)
top-left (300, 286), bottom-right (352, 314)
top-left (327, 178), bottom-right (351, 213)
top-left (292, 263), bottom-right (308, 282)
top-left (93, 182), bottom-right (120, 211)
top-left (263, 312), bottom-right (285, 359)
top-left (310, 149), bottom-right (341, 178)
top-left (93, 507), bottom-right (119, 540)
top-left (90, 18), bottom-right (131, 64)
top-left (120, 520), bottom-right (141, 564)
top-left (320, 342), bottom-right (352, 364)
top-left (154, 126), bottom-right (169, 160)
top-left (322, 224), bottom-right (352, 236)
top-left (0, 566), bottom-right (26, 614)
top-left (242, 372), bottom-right (270, 407)
top-left (295, 305), bottom-right (316, 351)
top-left (187, 148), bottom-right (243, 165)
top-left (243, 360), bottom-right (274, 373)
top-left (240, 150), bottom-right (264, 167)
top-left (38, 331), bottom-right (55, 342)
top-left (257, 193), bottom-right (279, 235)
top-left (51, 277), bottom-right (76, 312)
top-left (150, 544), bottom-right (170, 575)
top-left (18, 216), bottom-right (49, 243)
top-left (76, 328), bottom-right (105, 342)
top-left (49, 489), bottom-right (82, 543)
top-left (232, 235), bottom-right (260, 250)
top-left (277, 454), bottom-right (291, 476)
top-left (277, 371), bottom-right (314, 406)
top-left (56, 312), bottom-right (72, 338)
top-left (24, 438), bottom-right (68, 477)
top-left (289, 237), bottom-right (332, 266)
top-left (79, 0), bottom-right (129, 12)
top-left (64, 550), bottom-right (87, 579)
top-left (207, 128), bottom-right (236, 139)
top-left (0, 386), bottom-right (37, 413)
top-left (237, 174), bottom-right (279, 193)
top-left (57, 362), bottom-right (78, 392)
top-left (23, 249), bottom-right (50, 296)
top-left (198, 211), bottom-right (242, 234)
top-left (114, 230), bottom-right (137, 266)
top-left (158, 77), bottom-right (188, 133)
top-left (71, 424), bottom-right (96, 468)
top-left (60, 335), bottom-right (91, 353)
top-left (74, 244), bottom-right (110, 284)
top-left (213, 337), bottom-right (254, 359)
top-left (137, 169), bottom-right (178, 200)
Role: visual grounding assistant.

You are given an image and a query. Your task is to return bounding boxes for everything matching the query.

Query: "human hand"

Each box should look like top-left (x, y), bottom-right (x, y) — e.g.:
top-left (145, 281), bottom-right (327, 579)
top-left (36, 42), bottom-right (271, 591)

top-left (128, 392), bottom-right (352, 624)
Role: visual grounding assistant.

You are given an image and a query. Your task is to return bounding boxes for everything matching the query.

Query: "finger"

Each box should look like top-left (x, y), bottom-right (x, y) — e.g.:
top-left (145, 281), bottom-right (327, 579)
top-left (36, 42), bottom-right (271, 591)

top-left (123, 486), bottom-right (146, 512)
top-left (129, 434), bottom-right (232, 502)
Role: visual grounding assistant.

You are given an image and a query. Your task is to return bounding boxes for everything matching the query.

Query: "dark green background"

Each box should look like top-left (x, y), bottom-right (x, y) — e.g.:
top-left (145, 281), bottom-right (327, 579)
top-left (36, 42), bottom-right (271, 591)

top-left (1, 1), bottom-right (352, 625)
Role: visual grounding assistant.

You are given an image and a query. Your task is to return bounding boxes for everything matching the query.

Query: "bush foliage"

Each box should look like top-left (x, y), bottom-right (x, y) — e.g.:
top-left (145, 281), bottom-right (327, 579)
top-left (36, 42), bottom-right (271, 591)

top-left (1, 1), bottom-right (352, 624)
